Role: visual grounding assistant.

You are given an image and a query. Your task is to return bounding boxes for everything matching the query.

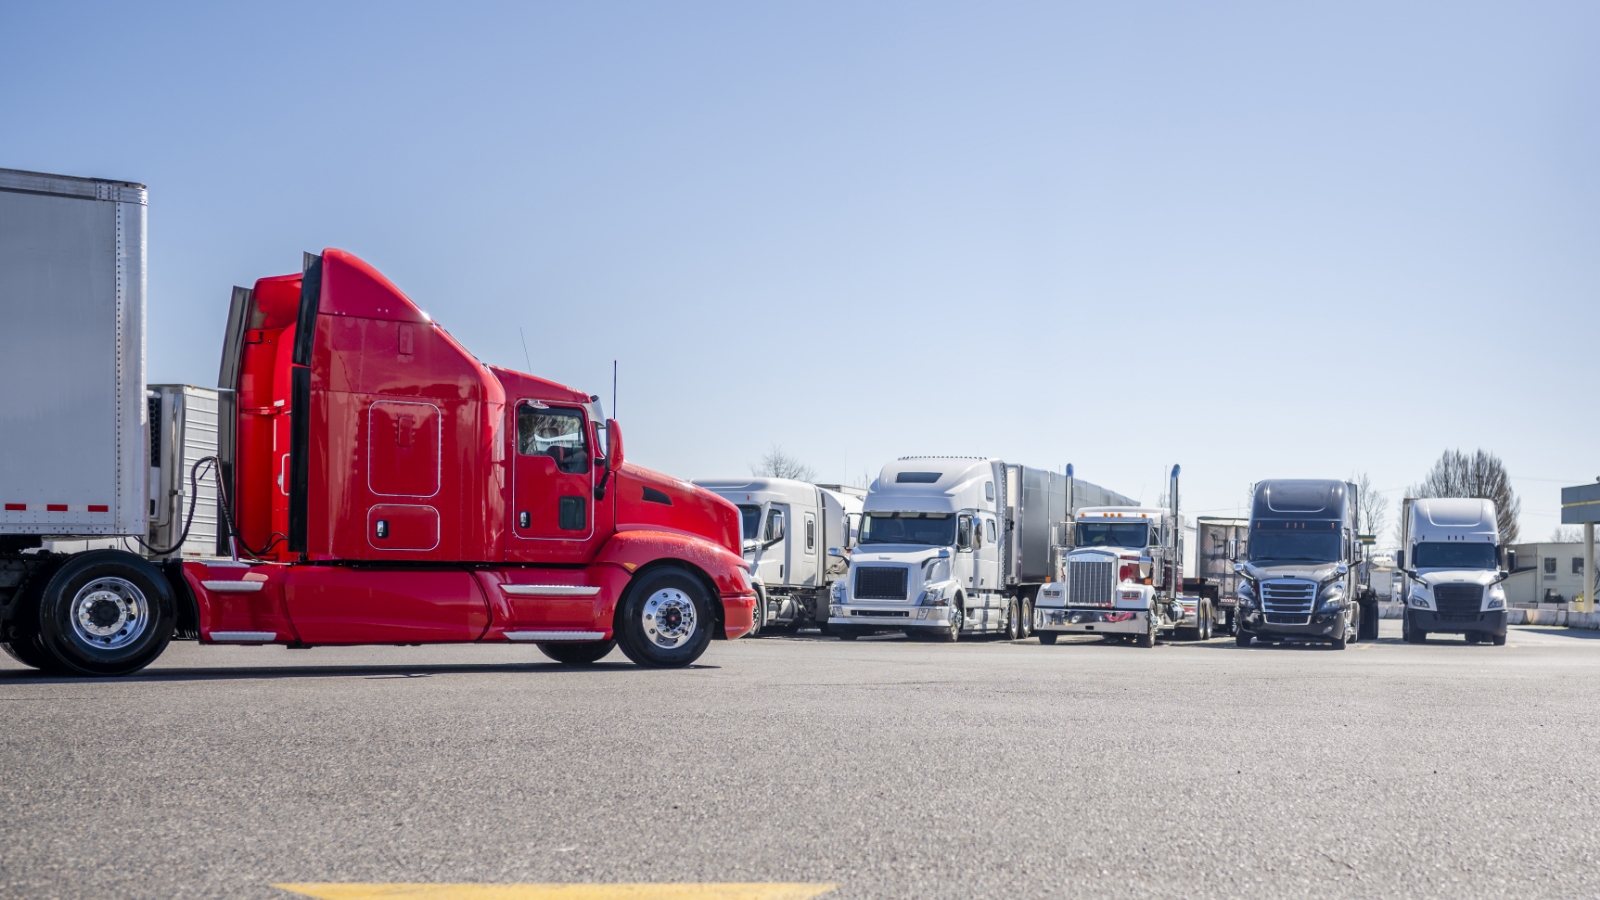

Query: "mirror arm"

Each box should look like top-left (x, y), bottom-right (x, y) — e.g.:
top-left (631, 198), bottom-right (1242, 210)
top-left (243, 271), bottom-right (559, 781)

top-left (593, 457), bottom-right (611, 500)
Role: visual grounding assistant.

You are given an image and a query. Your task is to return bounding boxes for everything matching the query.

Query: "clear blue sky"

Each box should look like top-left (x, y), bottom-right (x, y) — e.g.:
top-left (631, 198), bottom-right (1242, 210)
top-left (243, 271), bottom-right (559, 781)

top-left (4, 1), bottom-right (1597, 542)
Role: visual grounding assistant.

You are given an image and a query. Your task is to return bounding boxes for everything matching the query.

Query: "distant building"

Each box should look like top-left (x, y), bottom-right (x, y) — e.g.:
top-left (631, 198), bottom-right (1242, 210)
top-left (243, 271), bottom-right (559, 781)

top-left (1505, 542), bottom-right (1596, 605)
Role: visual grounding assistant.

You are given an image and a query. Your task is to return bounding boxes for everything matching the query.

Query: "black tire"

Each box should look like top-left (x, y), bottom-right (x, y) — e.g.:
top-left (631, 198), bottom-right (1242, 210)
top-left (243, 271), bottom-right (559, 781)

top-left (1358, 600), bottom-right (1380, 641)
top-left (1038, 631), bottom-right (1058, 645)
top-left (1, 635), bottom-right (60, 672)
top-left (1406, 619), bottom-right (1427, 644)
top-left (1464, 632), bottom-right (1482, 645)
top-left (1235, 627), bottom-right (1251, 648)
top-left (748, 587), bottom-right (766, 638)
top-left (1224, 608), bottom-right (1237, 636)
top-left (1492, 632), bottom-right (1507, 646)
top-left (1136, 619), bottom-right (1155, 648)
top-left (836, 628), bottom-right (859, 641)
top-left (1019, 597), bottom-right (1034, 639)
top-left (33, 551), bottom-right (175, 677)
top-left (1002, 598), bottom-right (1020, 641)
top-left (1331, 615), bottom-right (1347, 650)
top-left (613, 566), bottom-right (714, 668)
top-left (537, 639), bottom-right (616, 664)
top-left (934, 601), bottom-right (963, 643)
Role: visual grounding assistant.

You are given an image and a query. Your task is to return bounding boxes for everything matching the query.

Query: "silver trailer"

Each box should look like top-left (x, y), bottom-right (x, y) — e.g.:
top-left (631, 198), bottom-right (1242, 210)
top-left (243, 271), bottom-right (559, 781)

top-left (0, 168), bottom-right (203, 677)
top-left (0, 168), bottom-right (148, 539)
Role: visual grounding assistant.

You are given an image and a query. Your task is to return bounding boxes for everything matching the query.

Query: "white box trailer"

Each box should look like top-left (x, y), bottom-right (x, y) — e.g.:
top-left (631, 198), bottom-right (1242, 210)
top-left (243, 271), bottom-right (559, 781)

top-left (0, 168), bottom-right (148, 540)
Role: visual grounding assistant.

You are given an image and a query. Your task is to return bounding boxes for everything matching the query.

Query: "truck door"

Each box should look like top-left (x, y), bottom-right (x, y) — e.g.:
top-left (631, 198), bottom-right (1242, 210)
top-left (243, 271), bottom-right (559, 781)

top-left (755, 506), bottom-right (788, 585)
top-left (511, 402), bottom-right (595, 550)
top-left (956, 514), bottom-right (980, 608)
top-left (977, 515), bottom-right (999, 593)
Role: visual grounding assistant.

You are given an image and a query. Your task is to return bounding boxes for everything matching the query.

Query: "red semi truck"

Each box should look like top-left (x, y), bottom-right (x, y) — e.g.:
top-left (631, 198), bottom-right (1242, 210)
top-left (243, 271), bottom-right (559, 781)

top-left (0, 170), bottom-right (755, 675)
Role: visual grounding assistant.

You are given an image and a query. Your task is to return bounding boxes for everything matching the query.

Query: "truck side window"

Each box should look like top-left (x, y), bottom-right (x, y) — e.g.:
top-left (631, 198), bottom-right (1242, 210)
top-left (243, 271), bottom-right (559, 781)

top-left (957, 515), bottom-right (973, 551)
top-left (765, 510), bottom-right (785, 543)
top-left (517, 405), bottom-right (589, 474)
top-left (985, 519), bottom-right (996, 545)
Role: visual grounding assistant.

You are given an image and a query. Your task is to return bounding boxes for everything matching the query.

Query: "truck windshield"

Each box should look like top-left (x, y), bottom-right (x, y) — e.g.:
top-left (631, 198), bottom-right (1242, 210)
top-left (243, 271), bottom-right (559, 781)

top-left (860, 513), bottom-right (956, 546)
top-left (1413, 542), bottom-right (1496, 569)
top-left (1075, 522), bottom-right (1150, 549)
top-left (738, 505), bottom-right (761, 542)
top-left (1248, 531), bottom-right (1341, 564)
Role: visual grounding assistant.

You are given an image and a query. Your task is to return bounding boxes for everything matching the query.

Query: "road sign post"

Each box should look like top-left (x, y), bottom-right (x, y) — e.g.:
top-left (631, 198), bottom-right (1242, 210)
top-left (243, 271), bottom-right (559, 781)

top-left (1561, 482), bottom-right (1600, 614)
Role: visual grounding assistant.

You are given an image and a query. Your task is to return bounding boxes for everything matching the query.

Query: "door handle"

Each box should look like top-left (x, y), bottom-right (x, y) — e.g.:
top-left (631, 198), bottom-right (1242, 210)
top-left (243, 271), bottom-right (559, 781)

top-left (518, 511), bottom-right (530, 529)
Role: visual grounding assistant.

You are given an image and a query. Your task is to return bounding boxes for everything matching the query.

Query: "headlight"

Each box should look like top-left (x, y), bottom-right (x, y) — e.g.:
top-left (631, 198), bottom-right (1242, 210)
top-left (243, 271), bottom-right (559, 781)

top-left (831, 581), bottom-right (846, 603)
top-left (1408, 584), bottom-right (1432, 608)
top-left (829, 605), bottom-right (843, 617)
top-left (1318, 581), bottom-right (1345, 611)
top-left (920, 584), bottom-right (949, 606)
top-left (923, 558), bottom-right (949, 585)
top-left (1488, 584), bottom-right (1505, 610)
top-left (1237, 580), bottom-right (1256, 608)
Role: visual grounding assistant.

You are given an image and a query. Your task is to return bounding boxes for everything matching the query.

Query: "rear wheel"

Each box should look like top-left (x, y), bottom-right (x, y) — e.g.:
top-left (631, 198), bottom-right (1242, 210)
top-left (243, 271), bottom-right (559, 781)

top-left (1, 634), bottom-right (60, 672)
top-left (1002, 598), bottom-right (1020, 641)
top-left (1038, 631), bottom-right (1058, 645)
top-left (1358, 600), bottom-right (1380, 641)
top-left (537, 639), bottom-right (616, 664)
top-left (34, 551), bottom-right (174, 677)
top-left (1019, 597), bottom-right (1034, 639)
top-left (613, 567), bottom-right (714, 668)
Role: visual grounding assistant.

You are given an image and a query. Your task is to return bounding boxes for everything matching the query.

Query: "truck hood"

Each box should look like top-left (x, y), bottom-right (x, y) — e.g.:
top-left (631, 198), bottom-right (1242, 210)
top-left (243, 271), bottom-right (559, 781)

top-left (1413, 568), bottom-right (1501, 587)
top-left (1236, 561), bottom-right (1345, 583)
top-left (853, 545), bottom-right (950, 565)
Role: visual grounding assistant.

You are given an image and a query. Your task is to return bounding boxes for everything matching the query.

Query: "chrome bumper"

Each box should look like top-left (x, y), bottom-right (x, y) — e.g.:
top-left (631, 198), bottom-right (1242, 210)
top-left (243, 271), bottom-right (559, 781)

top-left (1034, 607), bottom-right (1149, 634)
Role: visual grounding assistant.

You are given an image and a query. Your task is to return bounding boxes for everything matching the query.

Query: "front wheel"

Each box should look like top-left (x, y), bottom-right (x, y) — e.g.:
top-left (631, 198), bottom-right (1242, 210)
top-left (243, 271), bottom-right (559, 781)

top-left (1491, 632), bottom-right (1507, 646)
top-left (934, 603), bottom-right (962, 643)
top-left (1019, 597), bottom-right (1034, 639)
top-left (614, 567), bottom-right (714, 668)
top-left (538, 639), bottom-right (616, 664)
top-left (1235, 627), bottom-right (1251, 648)
top-left (1038, 631), bottom-right (1058, 645)
top-left (747, 587), bottom-right (765, 638)
top-left (34, 551), bottom-right (174, 677)
top-left (1136, 619), bottom-right (1155, 648)
top-left (1464, 632), bottom-right (1482, 645)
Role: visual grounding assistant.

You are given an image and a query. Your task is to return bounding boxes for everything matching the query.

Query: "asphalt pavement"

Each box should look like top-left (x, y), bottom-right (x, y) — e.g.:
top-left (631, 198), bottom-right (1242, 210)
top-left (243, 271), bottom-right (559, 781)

top-left (3, 621), bottom-right (1598, 899)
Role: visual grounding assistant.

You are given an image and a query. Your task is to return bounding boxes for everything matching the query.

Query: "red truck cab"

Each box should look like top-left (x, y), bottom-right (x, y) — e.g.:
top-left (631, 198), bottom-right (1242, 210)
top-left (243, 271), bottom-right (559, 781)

top-left (181, 249), bottom-right (754, 668)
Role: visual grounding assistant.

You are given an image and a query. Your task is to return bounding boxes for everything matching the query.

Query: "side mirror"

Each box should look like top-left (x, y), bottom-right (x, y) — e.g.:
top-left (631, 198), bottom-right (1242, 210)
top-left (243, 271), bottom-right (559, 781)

top-left (828, 546), bottom-right (843, 558)
top-left (1226, 537), bottom-right (1237, 561)
top-left (605, 418), bottom-right (624, 470)
top-left (1353, 543), bottom-right (1364, 562)
top-left (1395, 550), bottom-right (1405, 569)
top-left (1232, 561), bottom-right (1245, 574)
top-left (1506, 550), bottom-right (1516, 571)
top-left (1335, 563), bottom-right (1349, 576)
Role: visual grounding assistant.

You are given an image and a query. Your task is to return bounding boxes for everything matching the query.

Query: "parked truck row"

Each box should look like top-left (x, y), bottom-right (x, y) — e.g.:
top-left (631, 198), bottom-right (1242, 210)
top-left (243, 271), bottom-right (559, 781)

top-left (0, 168), bottom-right (1520, 675)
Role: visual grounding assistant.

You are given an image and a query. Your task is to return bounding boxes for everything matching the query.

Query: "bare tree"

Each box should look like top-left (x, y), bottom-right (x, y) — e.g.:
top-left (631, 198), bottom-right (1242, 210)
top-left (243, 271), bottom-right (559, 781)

top-left (750, 445), bottom-right (817, 482)
top-left (1552, 525), bottom-right (1585, 543)
top-left (1351, 472), bottom-right (1389, 540)
top-left (1408, 449), bottom-right (1521, 544)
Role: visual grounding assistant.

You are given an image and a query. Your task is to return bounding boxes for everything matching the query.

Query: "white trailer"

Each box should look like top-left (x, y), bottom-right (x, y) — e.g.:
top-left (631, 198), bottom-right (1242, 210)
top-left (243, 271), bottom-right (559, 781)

top-left (827, 457), bottom-right (1132, 641)
top-left (0, 168), bottom-right (204, 675)
top-left (693, 477), bottom-right (864, 634)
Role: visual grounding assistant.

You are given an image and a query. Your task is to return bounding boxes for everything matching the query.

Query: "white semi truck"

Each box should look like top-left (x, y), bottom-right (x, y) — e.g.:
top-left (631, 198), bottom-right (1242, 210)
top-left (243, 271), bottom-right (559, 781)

top-left (1396, 497), bottom-right (1511, 645)
top-left (827, 457), bottom-right (1132, 641)
top-left (693, 478), bottom-right (864, 634)
top-left (1034, 465), bottom-right (1224, 646)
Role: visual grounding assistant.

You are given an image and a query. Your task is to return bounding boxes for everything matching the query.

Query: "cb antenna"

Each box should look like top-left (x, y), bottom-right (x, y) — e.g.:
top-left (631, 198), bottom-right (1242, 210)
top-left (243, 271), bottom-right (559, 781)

top-left (518, 327), bottom-right (532, 372)
top-left (612, 360), bottom-right (617, 420)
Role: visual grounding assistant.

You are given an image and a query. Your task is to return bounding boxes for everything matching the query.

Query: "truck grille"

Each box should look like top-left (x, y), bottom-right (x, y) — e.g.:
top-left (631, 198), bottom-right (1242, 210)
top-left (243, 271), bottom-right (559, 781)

top-left (854, 566), bottom-right (908, 601)
top-left (1068, 558), bottom-right (1115, 607)
top-left (1433, 584), bottom-right (1483, 619)
top-left (1261, 579), bottom-right (1315, 625)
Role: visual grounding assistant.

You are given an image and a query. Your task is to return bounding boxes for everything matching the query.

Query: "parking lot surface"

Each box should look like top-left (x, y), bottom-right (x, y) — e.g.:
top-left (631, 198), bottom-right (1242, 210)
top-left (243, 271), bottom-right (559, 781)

top-left (3, 621), bottom-right (1598, 899)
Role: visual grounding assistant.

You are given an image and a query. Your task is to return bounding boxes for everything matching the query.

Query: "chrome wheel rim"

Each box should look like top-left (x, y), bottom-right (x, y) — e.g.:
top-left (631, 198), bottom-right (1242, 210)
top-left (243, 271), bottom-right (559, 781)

top-left (642, 588), bottom-right (698, 649)
top-left (69, 577), bottom-right (148, 651)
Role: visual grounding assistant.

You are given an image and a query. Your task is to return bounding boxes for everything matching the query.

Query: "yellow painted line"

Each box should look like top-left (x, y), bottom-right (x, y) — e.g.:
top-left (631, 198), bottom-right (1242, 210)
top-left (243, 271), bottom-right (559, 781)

top-left (273, 885), bottom-right (837, 900)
